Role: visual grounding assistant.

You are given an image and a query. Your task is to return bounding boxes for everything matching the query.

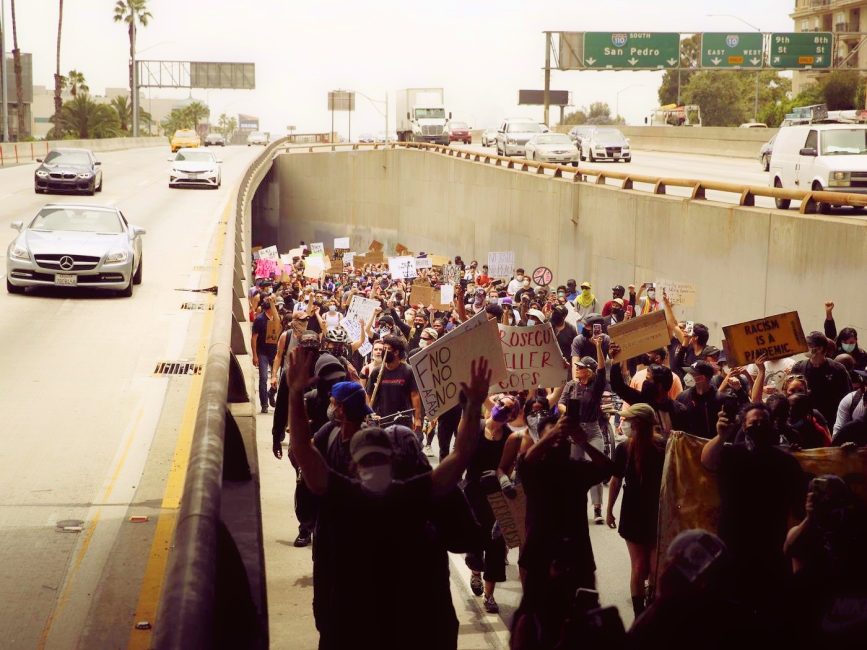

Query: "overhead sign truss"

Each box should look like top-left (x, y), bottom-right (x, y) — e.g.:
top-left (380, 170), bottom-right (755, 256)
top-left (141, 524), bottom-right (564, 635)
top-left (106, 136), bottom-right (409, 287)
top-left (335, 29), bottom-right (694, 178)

top-left (136, 61), bottom-right (255, 89)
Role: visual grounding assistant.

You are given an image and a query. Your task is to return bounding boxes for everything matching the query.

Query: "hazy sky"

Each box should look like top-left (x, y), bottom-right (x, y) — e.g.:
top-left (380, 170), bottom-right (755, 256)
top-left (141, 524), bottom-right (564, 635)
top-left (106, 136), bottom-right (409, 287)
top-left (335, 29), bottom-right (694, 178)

top-left (5, 0), bottom-right (797, 135)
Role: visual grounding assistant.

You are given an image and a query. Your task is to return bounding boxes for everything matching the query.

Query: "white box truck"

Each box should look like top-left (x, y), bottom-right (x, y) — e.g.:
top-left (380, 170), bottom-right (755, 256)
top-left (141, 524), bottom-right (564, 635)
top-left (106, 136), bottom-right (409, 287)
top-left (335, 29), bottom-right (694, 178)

top-left (396, 88), bottom-right (451, 145)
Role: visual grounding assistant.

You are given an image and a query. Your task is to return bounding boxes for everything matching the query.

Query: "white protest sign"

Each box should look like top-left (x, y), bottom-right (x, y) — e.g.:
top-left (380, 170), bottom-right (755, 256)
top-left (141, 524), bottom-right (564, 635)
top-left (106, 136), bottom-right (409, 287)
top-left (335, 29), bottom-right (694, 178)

top-left (334, 237), bottom-right (350, 249)
top-left (440, 284), bottom-right (455, 305)
top-left (343, 252), bottom-right (355, 266)
top-left (487, 251), bottom-right (515, 278)
top-left (564, 301), bottom-right (582, 328)
top-left (340, 318), bottom-right (363, 342)
top-left (303, 256), bottom-right (325, 280)
top-left (494, 323), bottom-right (566, 392)
top-left (288, 247), bottom-right (304, 260)
top-left (655, 278), bottom-right (697, 307)
top-left (415, 257), bottom-right (433, 270)
top-left (259, 245), bottom-right (279, 261)
top-left (346, 295), bottom-right (380, 324)
top-left (280, 254), bottom-right (292, 266)
top-left (310, 242), bottom-right (325, 254)
top-left (388, 256), bottom-right (417, 280)
top-left (411, 315), bottom-right (509, 419)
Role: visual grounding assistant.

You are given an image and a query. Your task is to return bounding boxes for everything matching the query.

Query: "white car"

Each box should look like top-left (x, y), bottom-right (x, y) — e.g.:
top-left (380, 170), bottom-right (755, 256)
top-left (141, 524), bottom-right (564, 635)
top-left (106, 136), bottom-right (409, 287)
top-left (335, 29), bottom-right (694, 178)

top-left (524, 133), bottom-right (580, 166)
top-left (581, 127), bottom-right (631, 163)
top-left (168, 148), bottom-right (222, 189)
top-left (481, 128), bottom-right (498, 147)
top-left (247, 131), bottom-right (269, 146)
top-left (495, 118), bottom-right (543, 157)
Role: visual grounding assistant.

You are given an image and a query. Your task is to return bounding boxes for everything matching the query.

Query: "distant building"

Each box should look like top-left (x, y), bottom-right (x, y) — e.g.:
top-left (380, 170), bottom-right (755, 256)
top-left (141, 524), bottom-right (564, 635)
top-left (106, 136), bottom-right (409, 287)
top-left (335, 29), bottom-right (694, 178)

top-left (238, 114), bottom-right (260, 132)
top-left (791, 0), bottom-right (866, 95)
top-left (1, 51), bottom-right (34, 141)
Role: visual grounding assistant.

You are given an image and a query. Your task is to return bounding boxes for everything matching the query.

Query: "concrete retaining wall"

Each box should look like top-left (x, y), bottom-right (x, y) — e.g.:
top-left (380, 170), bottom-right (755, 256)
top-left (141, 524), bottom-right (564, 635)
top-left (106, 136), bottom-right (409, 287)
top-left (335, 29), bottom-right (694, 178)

top-left (0, 136), bottom-right (163, 165)
top-left (253, 148), bottom-right (867, 343)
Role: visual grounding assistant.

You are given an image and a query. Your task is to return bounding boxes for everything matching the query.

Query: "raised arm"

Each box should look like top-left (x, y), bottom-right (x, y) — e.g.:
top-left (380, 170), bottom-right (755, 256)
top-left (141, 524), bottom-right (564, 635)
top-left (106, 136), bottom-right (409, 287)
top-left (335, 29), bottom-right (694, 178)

top-left (662, 290), bottom-right (686, 345)
top-left (750, 355), bottom-right (768, 403)
top-left (286, 347), bottom-right (330, 495)
top-left (701, 410), bottom-right (736, 473)
top-left (824, 301), bottom-right (837, 340)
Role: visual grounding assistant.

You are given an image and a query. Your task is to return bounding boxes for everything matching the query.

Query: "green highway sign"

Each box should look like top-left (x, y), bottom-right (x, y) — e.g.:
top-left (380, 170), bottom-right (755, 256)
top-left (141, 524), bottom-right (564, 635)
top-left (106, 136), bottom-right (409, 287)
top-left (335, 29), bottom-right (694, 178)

top-left (701, 33), bottom-right (764, 68)
top-left (769, 32), bottom-right (832, 69)
top-left (583, 32), bottom-right (680, 69)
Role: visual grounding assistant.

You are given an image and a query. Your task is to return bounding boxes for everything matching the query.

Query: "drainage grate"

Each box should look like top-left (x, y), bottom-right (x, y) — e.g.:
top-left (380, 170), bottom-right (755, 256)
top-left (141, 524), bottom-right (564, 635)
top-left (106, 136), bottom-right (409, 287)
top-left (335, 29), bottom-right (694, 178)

top-left (194, 265), bottom-right (215, 272)
top-left (153, 361), bottom-right (203, 376)
top-left (181, 302), bottom-right (214, 311)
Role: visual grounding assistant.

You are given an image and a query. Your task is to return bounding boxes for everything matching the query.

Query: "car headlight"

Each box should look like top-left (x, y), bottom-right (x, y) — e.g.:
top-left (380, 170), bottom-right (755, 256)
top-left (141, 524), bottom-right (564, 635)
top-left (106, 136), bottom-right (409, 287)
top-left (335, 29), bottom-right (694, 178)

top-left (36, 171), bottom-right (49, 178)
top-left (507, 139), bottom-right (517, 145)
top-left (105, 248), bottom-right (129, 264)
top-left (830, 171), bottom-right (851, 187)
top-left (10, 243), bottom-right (30, 261)
top-left (78, 172), bottom-right (93, 179)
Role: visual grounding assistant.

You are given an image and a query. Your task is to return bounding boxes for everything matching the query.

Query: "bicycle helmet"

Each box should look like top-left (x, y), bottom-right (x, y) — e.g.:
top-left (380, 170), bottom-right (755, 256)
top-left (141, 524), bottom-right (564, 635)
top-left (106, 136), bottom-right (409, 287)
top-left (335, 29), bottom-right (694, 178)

top-left (324, 328), bottom-right (352, 345)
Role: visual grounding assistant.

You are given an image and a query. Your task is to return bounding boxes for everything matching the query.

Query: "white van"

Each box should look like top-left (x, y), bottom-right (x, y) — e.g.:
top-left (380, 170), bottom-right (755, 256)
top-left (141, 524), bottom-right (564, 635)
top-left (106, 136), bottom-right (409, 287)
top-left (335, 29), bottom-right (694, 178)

top-left (769, 123), bottom-right (867, 212)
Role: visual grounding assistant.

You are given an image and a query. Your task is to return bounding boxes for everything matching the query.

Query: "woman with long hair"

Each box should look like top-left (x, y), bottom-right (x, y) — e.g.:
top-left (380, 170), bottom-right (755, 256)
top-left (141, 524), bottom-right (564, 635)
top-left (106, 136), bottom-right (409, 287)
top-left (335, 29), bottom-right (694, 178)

top-left (605, 403), bottom-right (666, 619)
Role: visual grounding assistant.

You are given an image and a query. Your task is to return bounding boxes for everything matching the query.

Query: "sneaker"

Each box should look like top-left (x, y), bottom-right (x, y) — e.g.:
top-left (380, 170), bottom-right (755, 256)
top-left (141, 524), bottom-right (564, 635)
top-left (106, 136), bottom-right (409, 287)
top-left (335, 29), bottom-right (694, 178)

top-left (470, 573), bottom-right (483, 596)
top-left (484, 594), bottom-right (499, 613)
top-left (423, 444), bottom-right (434, 456)
top-left (594, 506), bottom-right (604, 525)
top-left (261, 406), bottom-right (269, 414)
top-left (268, 386), bottom-right (277, 407)
top-left (294, 530), bottom-right (311, 548)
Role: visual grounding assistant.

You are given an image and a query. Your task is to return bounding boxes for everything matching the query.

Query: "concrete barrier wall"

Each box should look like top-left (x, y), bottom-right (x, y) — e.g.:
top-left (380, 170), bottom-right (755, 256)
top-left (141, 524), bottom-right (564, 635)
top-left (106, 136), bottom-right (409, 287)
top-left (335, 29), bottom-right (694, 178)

top-left (254, 148), bottom-right (867, 343)
top-left (0, 136), bottom-right (164, 165)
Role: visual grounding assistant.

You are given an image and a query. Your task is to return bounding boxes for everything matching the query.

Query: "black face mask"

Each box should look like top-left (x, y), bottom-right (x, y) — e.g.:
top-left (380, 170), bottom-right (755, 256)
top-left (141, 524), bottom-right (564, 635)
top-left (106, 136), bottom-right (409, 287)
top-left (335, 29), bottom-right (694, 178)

top-left (744, 422), bottom-right (776, 451)
top-left (384, 351), bottom-right (396, 364)
top-left (640, 381), bottom-right (657, 401)
top-left (612, 309), bottom-right (623, 318)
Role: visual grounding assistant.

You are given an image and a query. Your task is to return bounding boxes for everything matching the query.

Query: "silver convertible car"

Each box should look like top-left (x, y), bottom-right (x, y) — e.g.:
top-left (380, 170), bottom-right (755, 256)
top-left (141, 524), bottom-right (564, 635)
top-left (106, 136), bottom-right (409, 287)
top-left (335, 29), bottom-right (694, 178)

top-left (6, 204), bottom-right (145, 297)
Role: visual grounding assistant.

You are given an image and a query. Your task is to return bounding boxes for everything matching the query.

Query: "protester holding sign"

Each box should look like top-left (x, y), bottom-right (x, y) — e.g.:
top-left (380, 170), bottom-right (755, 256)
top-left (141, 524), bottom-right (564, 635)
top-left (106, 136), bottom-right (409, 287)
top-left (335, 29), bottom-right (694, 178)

top-left (251, 301), bottom-right (281, 414)
top-left (366, 335), bottom-right (422, 435)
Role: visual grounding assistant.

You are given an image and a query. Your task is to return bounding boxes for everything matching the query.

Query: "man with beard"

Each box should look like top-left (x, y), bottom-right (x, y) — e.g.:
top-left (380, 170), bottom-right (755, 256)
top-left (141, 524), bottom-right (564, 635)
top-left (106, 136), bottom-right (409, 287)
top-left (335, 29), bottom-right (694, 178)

top-left (701, 402), bottom-right (807, 626)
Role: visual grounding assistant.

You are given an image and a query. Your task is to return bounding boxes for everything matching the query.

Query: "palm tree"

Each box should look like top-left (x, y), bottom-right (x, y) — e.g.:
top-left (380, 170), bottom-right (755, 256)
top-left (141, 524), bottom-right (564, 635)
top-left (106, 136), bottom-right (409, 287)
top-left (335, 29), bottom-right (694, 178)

top-left (110, 94), bottom-right (151, 134)
top-left (53, 0), bottom-right (64, 139)
top-left (66, 70), bottom-right (89, 97)
top-left (10, 0), bottom-right (27, 140)
top-left (184, 101), bottom-right (210, 129)
top-left (58, 94), bottom-right (122, 139)
top-left (113, 1), bottom-right (152, 102)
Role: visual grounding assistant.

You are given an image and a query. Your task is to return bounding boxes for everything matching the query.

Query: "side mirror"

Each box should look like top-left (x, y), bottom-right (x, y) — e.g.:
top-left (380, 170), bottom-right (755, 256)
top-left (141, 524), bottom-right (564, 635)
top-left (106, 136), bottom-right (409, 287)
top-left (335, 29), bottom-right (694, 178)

top-left (94, 161), bottom-right (102, 166)
top-left (36, 158), bottom-right (43, 162)
top-left (799, 147), bottom-right (818, 157)
top-left (167, 157), bottom-right (174, 162)
top-left (132, 226), bottom-right (147, 237)
top-left (10, 221), bottom-right (23, 231)
top-left (406, 112), bottom-right (410, 119)
top-left (217, 159), bottom-right (223, 163)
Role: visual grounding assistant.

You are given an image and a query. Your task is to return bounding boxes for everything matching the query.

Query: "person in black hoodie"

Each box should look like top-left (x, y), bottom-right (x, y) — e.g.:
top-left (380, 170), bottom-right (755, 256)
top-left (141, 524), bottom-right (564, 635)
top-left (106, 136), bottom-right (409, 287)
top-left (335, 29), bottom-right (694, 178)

top-left (676, 361), bottom-right (719, 439)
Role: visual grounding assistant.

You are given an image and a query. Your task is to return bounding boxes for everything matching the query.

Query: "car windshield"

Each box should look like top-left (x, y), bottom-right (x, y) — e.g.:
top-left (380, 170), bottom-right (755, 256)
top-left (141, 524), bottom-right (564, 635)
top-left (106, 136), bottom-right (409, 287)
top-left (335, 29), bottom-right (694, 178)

top-left (250, 132), bottom-right (264, 138)
top-left (536, 134), bottom-right (572, 145)
top-left (507, 122), bottom-right (542, 133)
top-left (175, 151), bottom-right (215, 162)
top-left (175, 131), bottom-right (196, 138)
top-left (29, 208), bottom-right (122, 234)
top-left (821, 129), bottom-right (867, 155)
top-left (44, 151), bottom-right (91, 166)
top-left (450, 122), bottom-right (468, 129)
top-left (594, 129), bottom-right (625, 141)
top-left (415, 108), bottom-right (446, 119)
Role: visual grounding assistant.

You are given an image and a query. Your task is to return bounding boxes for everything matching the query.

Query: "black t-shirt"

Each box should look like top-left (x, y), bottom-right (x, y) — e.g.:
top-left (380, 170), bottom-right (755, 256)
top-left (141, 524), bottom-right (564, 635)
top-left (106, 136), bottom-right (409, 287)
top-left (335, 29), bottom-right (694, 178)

top-left (553, 322), bottom-right (578, 360)
top-left (675, 386), bottom-right (719, 439)
top-left (792, 359), bottom-right (852, 426)
top-left (366, 362), bottom-right (417, 419)
top-left (612, 439), bottom-right (665, 544)
top-left (558, 376), bottom-right (606, 423)
top-left (252, 313), bottom-right (278, 357)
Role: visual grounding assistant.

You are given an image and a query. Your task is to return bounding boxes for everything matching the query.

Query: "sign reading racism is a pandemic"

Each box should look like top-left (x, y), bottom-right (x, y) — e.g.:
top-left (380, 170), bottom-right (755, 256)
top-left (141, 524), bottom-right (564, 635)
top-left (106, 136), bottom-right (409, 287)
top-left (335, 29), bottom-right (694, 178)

top-left (723, 311), bottom-right (808, 365)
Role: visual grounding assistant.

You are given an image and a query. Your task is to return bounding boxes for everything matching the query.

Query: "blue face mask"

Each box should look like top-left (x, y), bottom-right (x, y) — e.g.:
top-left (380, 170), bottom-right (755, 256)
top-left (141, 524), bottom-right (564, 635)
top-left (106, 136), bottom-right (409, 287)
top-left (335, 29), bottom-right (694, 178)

top-left (842, 342), bottom-right (857, 353)
top-left (328, 306), bottom-right (337, 312)
top-left (446, 322), bottom-right (454, 331)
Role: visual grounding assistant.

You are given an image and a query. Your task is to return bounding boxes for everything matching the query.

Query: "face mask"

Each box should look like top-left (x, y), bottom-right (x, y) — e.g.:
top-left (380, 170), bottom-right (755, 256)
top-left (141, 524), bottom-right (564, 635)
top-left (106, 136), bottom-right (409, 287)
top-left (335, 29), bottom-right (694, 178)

top-left (523, 280), bottom-right (530, 288)
top-left (516, 275), bottom-right (524, 282)
top-left (647, 290), bottom-right (656, 300)
top-left (488, 297), bottom-right (498, 304)
top-left (683, 373), bottom-right (696, 388)
top-left (419, 340), bottom-right (431, 349)
top-left (744, 422), bottom-right (776, 451)
top-left (581, 288), bottom-right (590, 295)
top-left (491, 404), bottom-right (513, 424)
top-left (620, 419), bottom-right (635, 438)
top-left (446, 322), bottom-right (454, 331)
top-left (843, 342), bottom-right (857, 353)
top-left (328, 306), bottom-right (337, 312)
top-left (327, 404), bottom-right (337, 422)
top-left (384, 351), bottom-right (396, 364)
top-left (526, 413), bottom-right (542, 441)
top-left (558, 292), bottom-right (565, 298)
top-left (527, 319), bottom-right (536, 326)
top-left (379, 327), bottom-right (391, 338)
top-left (358, 465), bottom-right (393, 496)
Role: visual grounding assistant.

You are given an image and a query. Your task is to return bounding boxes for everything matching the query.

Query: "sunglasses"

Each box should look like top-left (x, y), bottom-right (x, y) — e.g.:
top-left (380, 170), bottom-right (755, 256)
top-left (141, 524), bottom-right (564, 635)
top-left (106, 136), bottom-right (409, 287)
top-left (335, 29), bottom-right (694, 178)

top-left (420, 336), bottom-right (432, 341)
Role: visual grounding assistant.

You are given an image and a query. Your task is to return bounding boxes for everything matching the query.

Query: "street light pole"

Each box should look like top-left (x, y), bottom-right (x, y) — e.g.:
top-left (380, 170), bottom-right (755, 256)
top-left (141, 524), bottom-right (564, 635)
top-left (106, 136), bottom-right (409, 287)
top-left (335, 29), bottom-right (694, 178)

top-left (616, 85), bottom-right (643, 123)
top-left (707, 14), bottom-right (762, 123)
top-left (1, 0), bottom-right (8, 142)
top-left (131, 18), bottom-right (138, 137)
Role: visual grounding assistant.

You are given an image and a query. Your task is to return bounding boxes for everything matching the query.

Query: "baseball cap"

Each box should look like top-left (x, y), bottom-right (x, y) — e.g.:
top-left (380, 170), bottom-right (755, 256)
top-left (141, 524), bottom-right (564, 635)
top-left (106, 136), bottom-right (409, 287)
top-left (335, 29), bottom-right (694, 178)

top-left (331, 381), bottom-right (375, 415)
top-left (683, 360), bottom-right (715, 379)
top-left (422, 327), bottom-right (439, 340)
top-left (314, 353), bottom-right (346, 382)
top-left (702, 345), bottom-right (721, 359)
top-left (611, 298), bottom-right (625, 308)
top-left (575, 356), bottom-right (598, 371)
top-left (616, 403), bottom-right (656, 424)
top-left (350, 427), bottom-right (393, 463)
top-left (526, 308), bottom-right (546, 323)
top-left (612, 285), bottom-right (625, 293)
top-left (580, 281), bottom-right (591, 289)
top-left (379, 315), bottom-right (395, 326)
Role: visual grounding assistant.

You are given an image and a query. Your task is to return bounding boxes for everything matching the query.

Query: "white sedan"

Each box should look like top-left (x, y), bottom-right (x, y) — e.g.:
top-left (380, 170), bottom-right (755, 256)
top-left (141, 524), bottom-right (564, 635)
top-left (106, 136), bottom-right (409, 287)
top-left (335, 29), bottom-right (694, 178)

top-left (168, 148), bottom-right (222, 189)
top-left (524, 133), bottom-right (580, 166)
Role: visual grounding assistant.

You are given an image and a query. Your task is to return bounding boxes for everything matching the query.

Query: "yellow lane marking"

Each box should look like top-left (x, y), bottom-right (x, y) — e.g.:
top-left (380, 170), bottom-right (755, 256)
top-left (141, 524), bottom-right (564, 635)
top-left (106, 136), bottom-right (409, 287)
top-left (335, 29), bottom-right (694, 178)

top-left (103, 406), bottom-right (145, 503)
top-left (37, 510), bottom-right (102, 649)
top-left (127, 197), bottom-right (231, 649)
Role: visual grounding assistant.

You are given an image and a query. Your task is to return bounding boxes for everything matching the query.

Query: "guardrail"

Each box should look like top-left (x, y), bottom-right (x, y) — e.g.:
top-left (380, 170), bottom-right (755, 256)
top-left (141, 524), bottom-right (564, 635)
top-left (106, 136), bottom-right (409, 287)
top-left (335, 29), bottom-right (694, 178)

top-left (154, 137), bottom-right (287, 650)
top-left (0, 136), bottom-right (163, 166)
top-left (278, 140), bottom-right (867, 214)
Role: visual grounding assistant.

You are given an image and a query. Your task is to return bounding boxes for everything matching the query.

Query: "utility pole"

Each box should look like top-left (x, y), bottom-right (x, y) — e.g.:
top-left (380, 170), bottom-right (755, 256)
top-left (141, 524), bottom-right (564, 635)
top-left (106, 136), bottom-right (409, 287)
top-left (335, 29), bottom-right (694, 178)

top-left (131, 18), bottom-right (138, 137)
top-left (543, 32), bottom-right (551, 127)
top-left (0, 1), bottom-right (8, 142)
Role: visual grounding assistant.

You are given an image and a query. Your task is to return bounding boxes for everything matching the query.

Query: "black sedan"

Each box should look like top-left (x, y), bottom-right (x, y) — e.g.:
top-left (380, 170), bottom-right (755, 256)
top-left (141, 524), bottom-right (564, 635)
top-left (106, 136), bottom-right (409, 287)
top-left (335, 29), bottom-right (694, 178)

top-left (34, 148), bottom-right (103, 195)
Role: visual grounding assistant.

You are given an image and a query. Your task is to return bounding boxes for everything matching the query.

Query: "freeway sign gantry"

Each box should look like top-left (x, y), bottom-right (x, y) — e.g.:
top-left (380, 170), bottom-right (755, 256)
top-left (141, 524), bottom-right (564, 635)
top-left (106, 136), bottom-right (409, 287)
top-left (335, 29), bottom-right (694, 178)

top-left (770, 32), bottom-right (832, 69)
top-left (583, 32), bottom-right (680, 69)
top-left (701, 33), bottom-right (764, 68)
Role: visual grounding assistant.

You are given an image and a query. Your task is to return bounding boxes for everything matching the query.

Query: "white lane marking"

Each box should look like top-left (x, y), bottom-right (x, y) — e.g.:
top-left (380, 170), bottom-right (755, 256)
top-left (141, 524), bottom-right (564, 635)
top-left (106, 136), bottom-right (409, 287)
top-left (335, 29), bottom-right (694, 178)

top-left (138, 180), bottom-right (148, 186)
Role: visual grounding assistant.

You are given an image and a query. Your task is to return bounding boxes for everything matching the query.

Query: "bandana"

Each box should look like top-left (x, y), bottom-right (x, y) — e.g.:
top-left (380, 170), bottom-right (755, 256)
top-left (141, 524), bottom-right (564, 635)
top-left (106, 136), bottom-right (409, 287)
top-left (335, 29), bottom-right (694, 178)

top-left (575, 288), bottom-right (596, 309)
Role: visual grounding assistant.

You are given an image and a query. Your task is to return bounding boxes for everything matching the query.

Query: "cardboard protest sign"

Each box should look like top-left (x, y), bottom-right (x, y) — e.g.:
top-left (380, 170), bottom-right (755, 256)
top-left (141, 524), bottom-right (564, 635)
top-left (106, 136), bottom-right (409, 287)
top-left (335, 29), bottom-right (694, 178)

top-left (440, 284), bottom-right (455, 305)
top-left (346, 295), bottom-right (380, 325)
top-left (369, 240), bottom-right (384, 252)
top-left (487, 251), bottom-right (515, 278)
top-left (607, 310), bottom-right (670, 363)
top-left (655, 278), bottom-right (697, 307)
top-left (334, 237), bottom-right (350, 249)
top-left (331, 259), bottom-right (344, 274)
top-left (410, 314), bottom-right (508, 419)
top-left (259, 245), bottom-right (279, 261)
top-left (442, 264), bottom-right (462, 286)
top-left (495, 323), bottom-right (566, 392)
top-left (310, 243), bottom-right (325, 254)
top-left (352, 254), bottom-right (366, 267)
top-left (415, 257), bottom-right (433, 270)
top-left (252, 245), bottom-right (263, 260)
top-left (388, 256), bottom-right (417, 280)
top-left (487, 486), bottom-right (527, 549)
top-left (342, 252), bottom-right (355, 266)
top-left (366, 251), bottom-right (385, 264)
top-left (280, 254), bottom-right (293, 266)
top-left (323, 256), bottom-right (332, 271)
top-left (410, 284), bottom-right (435, 308)
top-left (340, 317), bottom-right (363, 342)
top-left (722, 311), bottom-right (807, 366)
top-left (303, 257), bottom-right (325, 280)
top-left (265, 318), bottom-right (283, 346)
top-left (288, 247), bottom-right (304, 260)
top-left (564, 301), bottom-right (582, 328)
top-left (395, 243), bottom-right (409, 255)
top-left (429, 255), bottom-right (450, 267)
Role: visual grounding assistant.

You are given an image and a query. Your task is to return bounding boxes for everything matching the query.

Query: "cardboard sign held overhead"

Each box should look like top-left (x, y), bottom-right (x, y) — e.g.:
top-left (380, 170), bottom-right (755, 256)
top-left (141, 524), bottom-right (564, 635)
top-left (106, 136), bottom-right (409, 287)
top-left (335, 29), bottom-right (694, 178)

top-left (259, 245), bottom-right (279, 261)
top-left (607, 310), bottom-right (670, 363)
top-left (410, 284), bottom-right (435, 308)
top-left (655, 278), bottom-right (697, 307)
top-left (415, 258), bottom-right (433, 270)
top-left (346, 295), bottom-right (381, 325)
top-left (723, 311), bottom-right (808, 366)
top-left (395, 243), bottom-right (409, 255)
top-left (331, 259), bottom-right (344, 274)
top-left (429, 255), bottom-right (451, 268)
top-left (369, 240), bottom-right (384, 252)
top-left (494, 323), bottom-right (567, 392)
top-left (442, 264), bottom-right (462, 286)
top-left (487, 251), bottom-right (515, 278)
top-left (440, 284), bottom-right (455, 305)
top-left (388, 256), bottom-right (417, 280)
top-left (288, 247), bottom-right (304, 260)
top-left (303, 257), bottom-right (325, 280)
top-left (366, 251), bottom-right (385, 264)
top-left (310, 243), bottom-right (325, 254)
top-left (334, 237), bottom-right (350, 249)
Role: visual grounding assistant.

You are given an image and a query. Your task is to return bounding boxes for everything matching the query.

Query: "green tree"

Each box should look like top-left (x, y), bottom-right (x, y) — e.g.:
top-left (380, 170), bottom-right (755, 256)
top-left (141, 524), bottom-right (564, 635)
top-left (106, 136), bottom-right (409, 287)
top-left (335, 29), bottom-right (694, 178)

top-left (217, 113), bottom-right (238, 139)
top-left (682, 71), bottom-right (748, 126)
top-left (64, 69), bottom-right (89, 97)
top-left (184, 100), bottom-right (210, 128)
top-left (658, 34), bottom-right (701, 105)
top-left (822, 71), bottom-right (861, 110)
top-left (49, 94), bottom-right (122, 139)
top-left (559, 108), bottom-right (587, 125)
top-left (111, 94), bottom-right (151, 133)
top-left (113, 0), bottom-right (153, 103)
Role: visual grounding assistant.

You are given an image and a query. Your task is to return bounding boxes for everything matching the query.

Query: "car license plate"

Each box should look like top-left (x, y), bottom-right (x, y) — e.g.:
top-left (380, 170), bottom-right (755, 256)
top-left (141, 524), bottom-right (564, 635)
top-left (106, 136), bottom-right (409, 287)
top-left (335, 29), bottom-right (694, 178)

top-left (613, 152), bottom-right (621, 158)
top-left (55, 274), bottom-right (77, 287)
top-left (188, 173), bottom-right (198, 178)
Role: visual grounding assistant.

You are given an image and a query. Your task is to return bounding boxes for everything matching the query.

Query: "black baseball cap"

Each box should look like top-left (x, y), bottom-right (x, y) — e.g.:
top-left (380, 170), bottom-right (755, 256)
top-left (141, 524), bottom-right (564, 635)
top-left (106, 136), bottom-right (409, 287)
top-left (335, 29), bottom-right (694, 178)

top-left (612, 285), bottom-right (625, 293)
top-left (683, 361), bottom-right (715, 379)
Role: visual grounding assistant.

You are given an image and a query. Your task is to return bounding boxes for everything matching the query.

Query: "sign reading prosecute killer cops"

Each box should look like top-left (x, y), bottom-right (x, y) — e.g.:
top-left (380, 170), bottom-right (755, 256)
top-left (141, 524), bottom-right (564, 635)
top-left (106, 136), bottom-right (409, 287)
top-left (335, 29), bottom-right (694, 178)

top-left (494, 323), bottom-right (566, 392)
top-left (723, 311), bottom-right (808, 366)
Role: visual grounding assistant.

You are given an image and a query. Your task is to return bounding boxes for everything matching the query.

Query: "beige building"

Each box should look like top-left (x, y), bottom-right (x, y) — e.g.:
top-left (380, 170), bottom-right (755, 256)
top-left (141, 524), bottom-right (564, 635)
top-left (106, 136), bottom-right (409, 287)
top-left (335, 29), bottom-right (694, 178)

top-left (791, 0), bottom-right (867, 94)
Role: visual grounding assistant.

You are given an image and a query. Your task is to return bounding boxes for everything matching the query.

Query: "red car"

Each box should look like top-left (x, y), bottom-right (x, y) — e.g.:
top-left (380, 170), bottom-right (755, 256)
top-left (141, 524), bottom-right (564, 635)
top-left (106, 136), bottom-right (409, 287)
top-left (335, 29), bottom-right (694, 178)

top-left (447, 121), bottom-right (471, 145)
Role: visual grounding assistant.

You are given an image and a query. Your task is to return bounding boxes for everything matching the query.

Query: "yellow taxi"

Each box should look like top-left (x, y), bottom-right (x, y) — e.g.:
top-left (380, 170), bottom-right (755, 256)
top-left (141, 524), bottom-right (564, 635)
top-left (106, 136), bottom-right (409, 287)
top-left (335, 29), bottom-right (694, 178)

top-left (170, 129), bottom-right (201, 153)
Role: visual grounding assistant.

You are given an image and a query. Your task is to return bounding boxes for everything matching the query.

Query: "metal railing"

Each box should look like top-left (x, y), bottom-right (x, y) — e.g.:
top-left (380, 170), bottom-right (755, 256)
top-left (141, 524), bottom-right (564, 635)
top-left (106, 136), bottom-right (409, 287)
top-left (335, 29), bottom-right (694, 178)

top-left (153, 137), bottom-right (287, 650)
top-left (277, 140), bottom-right (867, 213)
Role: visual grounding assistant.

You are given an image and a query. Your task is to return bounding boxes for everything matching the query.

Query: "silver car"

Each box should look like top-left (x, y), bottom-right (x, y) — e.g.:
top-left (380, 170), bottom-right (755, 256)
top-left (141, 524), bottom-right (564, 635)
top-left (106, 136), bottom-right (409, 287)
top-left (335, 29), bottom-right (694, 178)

top-left (581, 127), bottom-right (632, 163)
top-left (6, 204), bottom-right (145, 297)
top-left (247, 131), bottom-right (269, 146)
top-left (481, 128), bottom-right (498, 147)
top-left (524, 133), bottom-right (580, 166)
top-left (495, 118), bottom-right (543, 157)
top-left (168, 148), bottom-right (222, 189)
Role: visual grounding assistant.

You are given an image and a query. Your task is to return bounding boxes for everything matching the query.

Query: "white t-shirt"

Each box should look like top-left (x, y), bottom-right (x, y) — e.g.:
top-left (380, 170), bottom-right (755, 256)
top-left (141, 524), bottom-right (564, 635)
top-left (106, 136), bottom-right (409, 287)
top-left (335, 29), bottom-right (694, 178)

top-left (507, 278), bottom-right (522, 297)
top-left (746, 357), bottom-right (796, 391)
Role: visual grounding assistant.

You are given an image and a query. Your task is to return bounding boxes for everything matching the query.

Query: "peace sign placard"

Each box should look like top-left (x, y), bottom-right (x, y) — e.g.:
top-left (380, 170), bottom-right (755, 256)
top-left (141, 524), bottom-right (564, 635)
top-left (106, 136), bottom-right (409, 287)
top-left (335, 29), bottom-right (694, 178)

top-left (532, 266), bottom-right (553, 286)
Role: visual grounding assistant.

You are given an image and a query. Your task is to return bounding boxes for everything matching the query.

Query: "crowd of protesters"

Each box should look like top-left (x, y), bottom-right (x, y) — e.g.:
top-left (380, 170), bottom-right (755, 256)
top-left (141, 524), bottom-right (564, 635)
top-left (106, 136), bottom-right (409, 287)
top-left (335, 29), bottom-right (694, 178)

top-left (250, 245), bottom-right (867, 650)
